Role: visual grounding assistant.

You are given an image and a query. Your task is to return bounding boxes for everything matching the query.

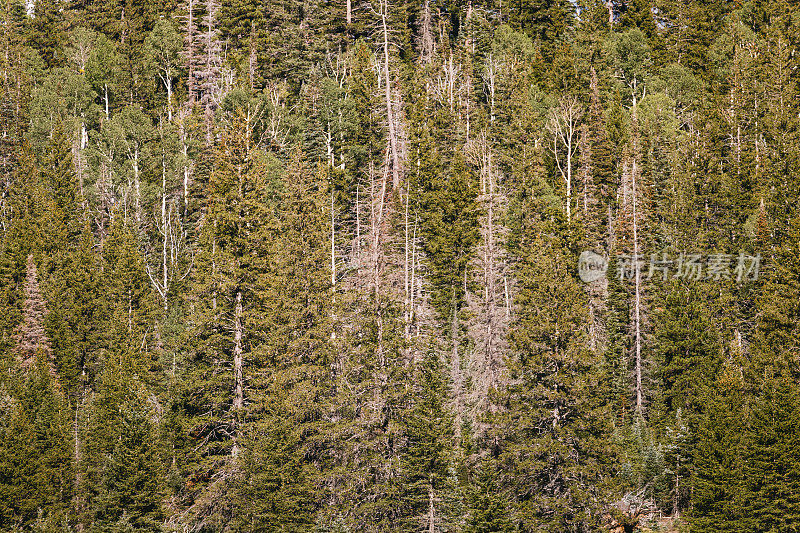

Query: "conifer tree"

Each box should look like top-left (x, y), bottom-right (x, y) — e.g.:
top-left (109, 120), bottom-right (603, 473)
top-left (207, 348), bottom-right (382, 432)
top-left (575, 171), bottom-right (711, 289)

top-left (0, 360), bottom-right (73, 528)
top-left (398, 350), bottom-right (454, 531)
top-left (465, 459), bottom-right (514, 533)
top-left (418, 150), bottom-right (480, 321)
top-left (177, 107), bottom-right (278, 526)
top-left (236, 155), bottom-right (333, 530)
top-left (496, 148), bottom-right (613, 531)
top-left (84, 363), bottom-right (164, 532)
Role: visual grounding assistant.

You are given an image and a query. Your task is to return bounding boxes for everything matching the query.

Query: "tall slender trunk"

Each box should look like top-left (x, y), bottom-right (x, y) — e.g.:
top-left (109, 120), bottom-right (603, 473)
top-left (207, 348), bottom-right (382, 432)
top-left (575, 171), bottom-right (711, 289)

top-left (166, 78), bottom-right (173, 121)
top-left (161, 153), bottom-right (168, 311)
top-left (356, 181), bottom-right (361, 262)
top-left (428, 482), bottom-right (436, 533)
top-left (485, 155), bottom-right (497, 380)
top-left (248, 22), bottom-right (257, 91)
top-left (631, 109), bottom-right (643, 416)
top-left (381, 0), bottom-right (400, 190)
top-left (566, 134), bottom-right (572, 223)
top-left (372, 162), bottom-right (388, 296)
top-left (451, 297), bottom-right (462, 442)
top-left (186, 0), bottom-right (196, 102)
top-left (331, 187), bottom-right (336, 287)
top-left (411, 214), bottom-right (418, 341)
top-left (404, 188), bottom-right (410, 341)
top-left (181, 117), bottom-right (190, 213)
top-left (632, 158), bottom-right (642, 415)
top-left (232, 290), bottom-right (243, 456)
top-left (133, 146), bottom-right (141, 226)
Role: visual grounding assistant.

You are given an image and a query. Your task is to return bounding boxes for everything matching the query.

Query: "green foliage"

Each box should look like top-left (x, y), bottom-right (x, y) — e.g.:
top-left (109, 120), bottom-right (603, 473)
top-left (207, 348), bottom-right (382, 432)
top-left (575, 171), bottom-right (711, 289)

top-left (418, 149), bottom-right (480, 321)
top-left (0, 361), bottom-right (73, 529)
top-left (465, 459), bottom-right (514, 533)
top-left (85, 364), bottom-right (164, 532)
top-left (5, 1), bottom-right (800, 531)
top-left (398, 351), bottom-right (454, 530)
top-left (496, 156), bottom-right (614, 531)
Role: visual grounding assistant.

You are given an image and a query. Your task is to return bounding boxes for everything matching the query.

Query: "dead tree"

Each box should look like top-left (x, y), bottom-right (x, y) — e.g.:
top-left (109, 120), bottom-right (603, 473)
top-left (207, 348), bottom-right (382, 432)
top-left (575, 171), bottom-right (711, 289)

top-left (14, 255), bottom-right (55, 376)
top-left (546, 95), bottom-right (583, 224)
top-left (373, 0), bottom-right (402, 190)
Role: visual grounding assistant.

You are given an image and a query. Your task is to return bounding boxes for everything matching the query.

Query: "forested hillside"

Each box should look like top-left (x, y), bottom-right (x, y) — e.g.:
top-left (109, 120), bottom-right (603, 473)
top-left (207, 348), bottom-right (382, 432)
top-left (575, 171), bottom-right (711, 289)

top-left (1, 0), bottom-right (799, 530)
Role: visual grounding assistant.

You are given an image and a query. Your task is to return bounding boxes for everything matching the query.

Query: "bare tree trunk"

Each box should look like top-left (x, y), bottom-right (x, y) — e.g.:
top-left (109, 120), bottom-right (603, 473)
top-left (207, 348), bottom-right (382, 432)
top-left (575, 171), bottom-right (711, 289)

top-left (411, 213), bottom-right (418, 340)
top-left (631, 108), bottom-right (643, 416)
top-left (503, 275), bottom-right (509, 319)
top-left (161, 152), bottom-right (168, 311)
top-left (73, 403), bottom-right (83, 524)
top-left (185, 0), bottom-right (197, 102)
top-left (346, 0), bottom-right (351, 24)
top-left (451, 299), bottom-right (462, 443)
top-left (331, 186), bottom-right (336, 287)
top-left (404, 187), bottom-right (410, 341)
top-left (356, 181), bottom-right (361, 262)
top-left (632, 155), bottom-right (643, 416)
top-left (484, 161), bottom-right (497, 381)
top-left (166, 77), bottom-right (173, 122)
top-left (180, 111), bottom-right (191, 213)
top-left (428, 482), bottom-right (436, 533)
top-left (380, 0), bottom-right (401, 190)
top-left (248, 21), bottom-right (257, 91)
top-left (232, 290), bottom-right (243, 456)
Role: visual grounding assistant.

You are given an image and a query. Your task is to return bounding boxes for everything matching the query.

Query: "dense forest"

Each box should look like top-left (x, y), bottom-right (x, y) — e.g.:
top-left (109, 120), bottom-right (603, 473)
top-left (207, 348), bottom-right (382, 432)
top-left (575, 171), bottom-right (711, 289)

top-left (1, 0), bottom-right (799, 530)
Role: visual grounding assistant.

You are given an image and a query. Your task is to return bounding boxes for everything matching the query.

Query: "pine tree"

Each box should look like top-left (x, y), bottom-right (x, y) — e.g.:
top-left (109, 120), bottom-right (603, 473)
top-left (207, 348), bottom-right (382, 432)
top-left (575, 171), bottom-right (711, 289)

top-left (654, 282), bottom-right (720, 428)
top-left (506, 0), bottom-right (575, 62)
top-left (398, 350), bottom-right (454, 531)
top-left (235, 155), bottom-right (333, 530)
top-left (586, 67), bottom-right (615, 247)
top-left (742, 369), bottom-right (800, 531)
top-left (177, 107), bottom-right (280, 526)
top-left (0, 360), bottom-right (73, 528)
top-left (418, 149), bottom-right (480, 321)
top-left (85, 363), bottom-right (164, 532)
top-left (27, 0), bottom-right (66, 68)
top-left (99, 218), bottom-right (158, 373)
top-left (465, 459), bottom-right (514, 533)
top-left (495, 151), bottom-right (613, 531)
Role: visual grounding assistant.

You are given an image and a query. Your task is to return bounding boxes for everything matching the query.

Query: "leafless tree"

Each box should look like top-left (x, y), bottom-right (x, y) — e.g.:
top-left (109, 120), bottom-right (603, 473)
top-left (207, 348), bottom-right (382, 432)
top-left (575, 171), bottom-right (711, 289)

top-left (14, 255), bottom-right (55, 376)
top-left (546, 95), bottom-right (583, 223)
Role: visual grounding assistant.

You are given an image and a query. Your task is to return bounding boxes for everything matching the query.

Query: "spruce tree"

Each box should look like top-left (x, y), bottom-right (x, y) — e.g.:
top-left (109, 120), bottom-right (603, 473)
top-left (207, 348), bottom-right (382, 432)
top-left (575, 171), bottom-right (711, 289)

top-left (398, 350), bottom-right (454, 531)
top-left (85, 363), bottom-right (164, 532)
top-left (495, 146), bottom-right (614, 531)
top-left (235, 154), bottom-right (332, 530)
top-left (0, 359), bottom-right (73, 528)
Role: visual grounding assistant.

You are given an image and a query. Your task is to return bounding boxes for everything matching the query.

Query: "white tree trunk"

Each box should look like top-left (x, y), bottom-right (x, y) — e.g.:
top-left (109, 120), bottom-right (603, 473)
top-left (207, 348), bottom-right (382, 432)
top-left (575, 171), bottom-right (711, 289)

top-left (380, 0), bottom-right (401, 190)
top-left (232, 290), bottom-right (244, 456)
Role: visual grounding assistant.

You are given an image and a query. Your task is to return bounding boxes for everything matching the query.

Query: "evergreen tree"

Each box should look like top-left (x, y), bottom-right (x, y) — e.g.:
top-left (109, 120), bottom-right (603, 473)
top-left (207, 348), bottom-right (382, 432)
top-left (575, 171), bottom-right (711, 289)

top-left (85, 363), bottom-right (164, 532)
top-left (465, 459), bottom-right (514, 533)
top-left (0, 360), bottom-right (73, 528)
top-left (495, 150), bottom-right (613, 531)
top-left (418, 150), bottom-right (480, 321)
top-left (398, 350), bottom-right (454, 531)
top-left (236, 154), bottom-right (332, 530)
